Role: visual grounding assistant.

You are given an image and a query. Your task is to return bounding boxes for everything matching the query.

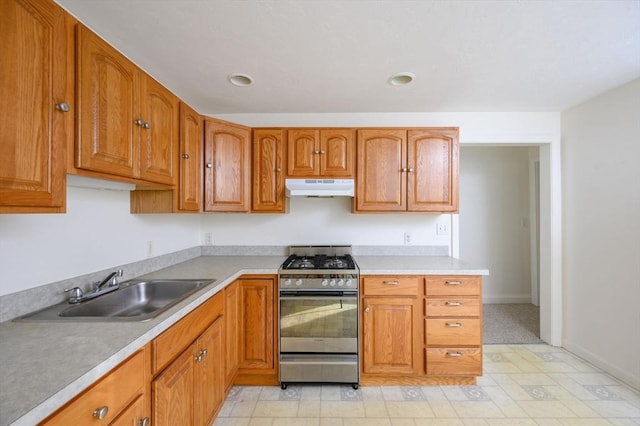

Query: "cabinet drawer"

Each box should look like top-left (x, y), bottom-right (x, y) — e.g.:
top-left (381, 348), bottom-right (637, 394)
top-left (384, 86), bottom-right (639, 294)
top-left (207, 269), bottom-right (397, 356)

top-left (363, 276), bottom-right (420, 296)
top-left (41, 350), bottom-right (145, 425)
top-left (153, 291), bottom-right (224, 374)
top-left (425, 298), bottom-right (480, 317)
top-left (425, 348), bottom-right (482, 376)
top-left (425, 276), bottom-right (481, 296)
top-left (425, 318), bottom-right (481, 346)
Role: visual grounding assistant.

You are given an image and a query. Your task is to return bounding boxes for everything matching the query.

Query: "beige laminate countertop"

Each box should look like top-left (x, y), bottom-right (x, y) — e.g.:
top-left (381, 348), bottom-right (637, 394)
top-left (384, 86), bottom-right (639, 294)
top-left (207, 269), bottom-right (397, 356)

top-left (0, 254), bottom-right (487, 426)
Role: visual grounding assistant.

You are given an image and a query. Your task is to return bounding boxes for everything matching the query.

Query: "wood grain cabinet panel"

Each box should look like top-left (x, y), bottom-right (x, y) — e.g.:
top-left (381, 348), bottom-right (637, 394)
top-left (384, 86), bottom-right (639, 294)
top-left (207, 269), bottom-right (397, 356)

top-left (363, 276), bottom-right (420, 297)
top-left (194, 316), bottom-right (225, 426)
top-left (178, 102), bottom-right (202, 212)
top-left (287, 128), bottom-right (354, 177)
top-left (425, 318), bottom-right (482, 346)
top-left (224, 281), bottom-right (240, 391)
top-left (425, 276), bottom-right (481, 296)
top-left (204, 119), bottom-right (251, 212)
top-left (0, 0), bottom-right (69, 212)
top-left (425, 348), bottom-right (482, 376)
top-left (252, 129), bottom-right (286, 212)
top-left (153, 342), bottom-right (195, 426)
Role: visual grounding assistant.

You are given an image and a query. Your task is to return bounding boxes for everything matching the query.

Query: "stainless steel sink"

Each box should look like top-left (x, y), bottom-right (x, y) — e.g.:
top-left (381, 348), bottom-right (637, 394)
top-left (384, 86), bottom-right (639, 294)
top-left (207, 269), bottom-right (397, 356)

top-left (15, 279), bottom-right (215, 322)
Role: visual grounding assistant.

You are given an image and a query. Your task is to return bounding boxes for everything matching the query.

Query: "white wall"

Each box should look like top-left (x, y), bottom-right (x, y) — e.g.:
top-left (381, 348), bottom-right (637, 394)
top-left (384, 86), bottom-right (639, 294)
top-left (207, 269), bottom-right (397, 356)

top-left (459, 146), bottom-right (533, 304)
top-left (561, 78), bottom-right (640, 389)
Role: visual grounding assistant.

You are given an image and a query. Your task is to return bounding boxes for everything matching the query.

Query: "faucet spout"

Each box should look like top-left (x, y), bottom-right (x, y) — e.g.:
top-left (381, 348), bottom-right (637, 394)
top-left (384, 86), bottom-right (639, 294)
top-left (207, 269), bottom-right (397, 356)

top-left (95, 269), bottom-right (123, 291)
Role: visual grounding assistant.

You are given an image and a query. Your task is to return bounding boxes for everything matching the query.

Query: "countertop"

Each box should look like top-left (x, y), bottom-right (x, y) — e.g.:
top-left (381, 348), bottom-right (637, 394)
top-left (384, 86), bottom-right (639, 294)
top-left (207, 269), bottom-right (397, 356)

top-left (0, 255), bottom-right (487, 426)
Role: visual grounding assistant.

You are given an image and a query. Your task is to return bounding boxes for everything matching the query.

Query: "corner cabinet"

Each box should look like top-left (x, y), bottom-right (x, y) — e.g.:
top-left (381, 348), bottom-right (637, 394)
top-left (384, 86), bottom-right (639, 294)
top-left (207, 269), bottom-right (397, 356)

top-left (204, 119), bottom-right (251, 212)
top-left (287, 128), bottom-right (355, 177)
top-left (177, 102), bottom-right (203, 212)
top-left (0, 0), bottom-right (71, 213)
top-left (356, 128), bottom-right (459, 213)
top-left (252, 129), bottom-right (286, 213)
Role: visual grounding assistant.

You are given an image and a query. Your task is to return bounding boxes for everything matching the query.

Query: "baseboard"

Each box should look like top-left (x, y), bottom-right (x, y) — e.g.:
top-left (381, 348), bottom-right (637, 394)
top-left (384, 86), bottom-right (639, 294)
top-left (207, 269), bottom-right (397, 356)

top-left (483, 295), bottom-right (532, 304)
top-left (563, 340), bottom-right (640, 391)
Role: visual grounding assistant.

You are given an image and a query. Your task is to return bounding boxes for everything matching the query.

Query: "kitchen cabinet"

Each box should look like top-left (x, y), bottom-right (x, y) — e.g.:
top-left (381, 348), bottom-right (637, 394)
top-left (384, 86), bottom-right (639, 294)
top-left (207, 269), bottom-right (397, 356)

top-left (355, 128), bottom-right (459, 213)
top-left (361, 276), bottom-right (422, 376)
top-left (224, 281), bottom-right (240, 391)
top-left (252, 129), bottom-right (286, 212)
top-left (40, 347), bottom-right (150, 426)
top-left (152, 292), bottom-right (225, 426)
top-left (178, 102), bottom-right (203, 212)
top-left (287, 128), bottom-right (355, 177)
top-left (75, 24), bottom-right (178, 186)
top-left (235, 276), bottom-right (278, 385)
top-left (0, 0), bottom-right (71, 213)
top-left (204, 119), bottom-right (251, 212)
top-left (424, 276), bottom-right (483, 376)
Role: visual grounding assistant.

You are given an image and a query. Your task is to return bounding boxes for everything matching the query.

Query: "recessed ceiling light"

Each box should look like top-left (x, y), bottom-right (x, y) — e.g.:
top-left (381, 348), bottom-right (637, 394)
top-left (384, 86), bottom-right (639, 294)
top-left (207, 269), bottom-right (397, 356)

top-left (389, 72), bottom-right (415, 86)
top-left (228, 73), bottom-right (253, 87)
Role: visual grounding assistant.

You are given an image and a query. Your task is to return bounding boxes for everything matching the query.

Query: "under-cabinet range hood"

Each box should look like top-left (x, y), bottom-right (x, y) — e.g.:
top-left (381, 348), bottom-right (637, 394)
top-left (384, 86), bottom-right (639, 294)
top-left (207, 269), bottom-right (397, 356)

top-left (285, 179), bottom-right (355, 197)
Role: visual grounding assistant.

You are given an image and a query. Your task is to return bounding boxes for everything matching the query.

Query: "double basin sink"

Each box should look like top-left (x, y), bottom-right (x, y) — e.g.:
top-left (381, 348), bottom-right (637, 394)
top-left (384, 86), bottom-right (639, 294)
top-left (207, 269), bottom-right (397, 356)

top-left (17, 279), bottom-right (216, 322)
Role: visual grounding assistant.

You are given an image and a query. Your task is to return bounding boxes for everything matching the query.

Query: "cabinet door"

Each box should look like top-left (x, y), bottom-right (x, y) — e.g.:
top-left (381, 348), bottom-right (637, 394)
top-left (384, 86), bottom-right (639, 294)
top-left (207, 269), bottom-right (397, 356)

top-left (362, 297), bottom-right (420, 375)
top-left (287, 129), bottom-right (319, 176)
top-left (407, 128), bottom-right (459, 212)
top-left (153, 343), bottom-right (195, 426)
top-left (204, 119), bottom-right (251, 212)
top-left (76, 24), bottom-right (138, 178)
top-left (138, 76), bottom-right (178, 185)
top-left (178, 103), bottom-right (202, 211)
top-left (224, 281), bottom-right (240, 389)
top-left (194, 316), bottom-right (224, 426)
top-left (252, 129), bottom-right (285, 212)
top-left (356, 129), bottom-right (406, 211)
top-left (109, 394), bottom-right (148, 426)
top-left (238, 278), bottom-right (274, 371)
top-left (320, 129), bottom-right (355, 177)
top-left (0, 0), bottom-right (68, 211)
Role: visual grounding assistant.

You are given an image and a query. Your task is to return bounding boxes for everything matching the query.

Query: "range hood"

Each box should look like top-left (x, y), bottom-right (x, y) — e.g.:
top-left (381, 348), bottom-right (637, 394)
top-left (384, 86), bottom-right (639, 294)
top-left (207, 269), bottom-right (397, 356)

top-left (285, 179), bottom-right (355, 197)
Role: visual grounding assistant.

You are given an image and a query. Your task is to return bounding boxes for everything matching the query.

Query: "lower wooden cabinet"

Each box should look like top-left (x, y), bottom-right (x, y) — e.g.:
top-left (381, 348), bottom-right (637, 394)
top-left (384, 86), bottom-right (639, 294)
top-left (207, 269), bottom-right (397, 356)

top-left (40, 348), bottom-right (150, 426)
top-left (224, 281), bottom-right (240, 391)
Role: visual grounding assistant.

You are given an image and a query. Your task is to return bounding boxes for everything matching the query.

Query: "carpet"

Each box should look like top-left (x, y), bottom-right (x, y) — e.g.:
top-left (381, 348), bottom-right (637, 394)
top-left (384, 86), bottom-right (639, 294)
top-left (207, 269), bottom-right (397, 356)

top-left (483, 304), bottom-right (542, 344)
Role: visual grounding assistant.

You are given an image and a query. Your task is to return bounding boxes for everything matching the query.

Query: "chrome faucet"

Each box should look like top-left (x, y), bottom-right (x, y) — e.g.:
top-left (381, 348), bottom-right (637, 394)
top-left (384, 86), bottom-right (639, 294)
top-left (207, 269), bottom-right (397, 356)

top-left (94, 269), bottom-right (123, 291)
top-left (65, 269), bottom-right (123, 304)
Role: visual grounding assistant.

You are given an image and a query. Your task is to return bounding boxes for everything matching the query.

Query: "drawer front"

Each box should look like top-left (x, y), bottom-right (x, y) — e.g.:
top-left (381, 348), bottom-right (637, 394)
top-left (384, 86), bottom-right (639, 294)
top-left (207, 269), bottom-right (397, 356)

top-left (425, 318), bottom-right (481, 346)
top-left (425, 298), bottom-right (480, 317)
top-left (363, 276), bottom-right (420, 296)
top-left (425, 276), bottom-right (481, 296)
top-left (42, 350), bottom-right (145, 425)
top-left (425, 348), bottom-right (482, 376)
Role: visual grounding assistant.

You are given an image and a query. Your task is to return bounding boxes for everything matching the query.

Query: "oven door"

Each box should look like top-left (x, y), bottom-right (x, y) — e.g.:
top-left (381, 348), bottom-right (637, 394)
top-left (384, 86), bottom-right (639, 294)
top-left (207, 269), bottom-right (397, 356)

top-left (280, 291), bottom-right (358, 353)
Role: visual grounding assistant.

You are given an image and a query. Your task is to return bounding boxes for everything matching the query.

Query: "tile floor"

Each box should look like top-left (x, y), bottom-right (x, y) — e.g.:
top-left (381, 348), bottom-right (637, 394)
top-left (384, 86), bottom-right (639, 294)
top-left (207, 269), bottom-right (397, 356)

top-left (214, 344), bottom-right (640, 426)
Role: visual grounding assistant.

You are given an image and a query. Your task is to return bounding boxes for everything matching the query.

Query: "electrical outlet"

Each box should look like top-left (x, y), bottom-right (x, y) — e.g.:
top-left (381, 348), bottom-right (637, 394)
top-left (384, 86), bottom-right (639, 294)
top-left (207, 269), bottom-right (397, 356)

top-left (404, 232), bottom-right (412, 245)
top-left (204, 232), bottom-right (213, 245)
top-left (436, 223), bottom-right (449, 235)
top-left (146, 240), bottom-right (154, 257)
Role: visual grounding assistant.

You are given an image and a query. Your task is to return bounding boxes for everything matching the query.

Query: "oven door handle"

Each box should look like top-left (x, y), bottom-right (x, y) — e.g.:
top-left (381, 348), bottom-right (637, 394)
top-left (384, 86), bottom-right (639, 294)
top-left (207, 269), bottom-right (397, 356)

top-left (280, 292), bottom-right (357, 300)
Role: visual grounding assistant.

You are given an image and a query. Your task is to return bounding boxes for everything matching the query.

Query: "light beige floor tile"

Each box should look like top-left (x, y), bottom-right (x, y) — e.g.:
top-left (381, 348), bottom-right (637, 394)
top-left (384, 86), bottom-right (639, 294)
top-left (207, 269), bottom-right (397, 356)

top-left (344, 418), bottom-right (391, 426)
top-left (219, 399), bottom-right (236, 417)
top-left (429, 400), bottom-right (458, 417)
top-left (320, 401), bottom-right (366, 417)
top-left (557, 419), bottom-right (612, 426)
top-left (542, 385), bottom-right (600, 417)
top-left (442, 386), bottom-right (469, 401)
top-left (484, 362), bottom-right (524, 373)
top-left (532, 420), bottom-right (563, 426)
top-left (450, 401), bottom-right (505, 418)
top-left (321, 385), bottom-right (342, 401)
top-left (584, 400), bottom-right (640, 418)
top-left (419, 386), bottom-right (448, 401)
top-left (516, 401), bottom-right (578, 418)
top-left (490, 373), bottom-right (519, 386)
top-left (362, 386), bottom-right (385, 401)
top-left (385, 401), bottom-right (435, 418)
top-left (248, 418), bottom-right (274, 426)
top-left (476, 375), bottom-right (498, 386)
top-left (364, 400), bottom-right (390, 417)
top-left (230, 400), bottom-right (258, 417)
top-left (272, 418), bottom-right (319, 426)
top-left (319, 418), bottom-right (344, 426)
top-left (497, 383), bottom-right (535, 401)
top-left (300, 385), bottom-right (322, 400)
top-left (482, 419), bottom-right (538, 426)
top-left (252, 401), bottom-right (299, 418)
top-left (510, 373), bottom-right (558, 386)
top-left (607, 419), bottom-right (640, 426)
top-left (605, 385), bottom-right (640, 406)
top-left (545, 373), bottom-right (599, 400)
top-left (214, 418), bottom-right (252, 426)
top-left (298, 400), bottom-right (321, 417)
top-left (414, 419), bottom-right (465, 425)
top-left (484, 345), bottom-right (514, 353)
top-left (534, 363), bottom-right (580, 373)
top-left (520, 344), bottom-right (564, 353)
top-left (566, 373), bottom-right (622, 386)
top-left (259, 387), bottom-right (284, 401)
top-left (381, 386), bottom-right (405, 401)
top-left (482, 385), bottom-right (529, 417)
top-left (460, 419), bottom-right (489, 425)
top-left (390, 419), bottom-right (417, 426)
top-left (239, 387), bottom-right (264, 401)
top-left (510, 359), bottom-right (544, 373)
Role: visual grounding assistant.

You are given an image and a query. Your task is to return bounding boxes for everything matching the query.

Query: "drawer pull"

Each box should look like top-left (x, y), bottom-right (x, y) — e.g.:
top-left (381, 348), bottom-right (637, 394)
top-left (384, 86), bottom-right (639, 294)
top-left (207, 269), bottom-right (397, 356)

top-left (445, 322), bottom-right (462, 328)
top-left (93, 406), bottom-right (109, 420)
top-left (446, 351), bottom-right (463, 357)
top-left (138, 417), bottom-right (150, 426)
top-left (445, 301), bottom-right (462, 306)
top-left (445, 280), bottom-right (462, 285)
top-left (195, 354), bottom-right (203, 362)
top-left (382, 280), bottom-right (399, 286)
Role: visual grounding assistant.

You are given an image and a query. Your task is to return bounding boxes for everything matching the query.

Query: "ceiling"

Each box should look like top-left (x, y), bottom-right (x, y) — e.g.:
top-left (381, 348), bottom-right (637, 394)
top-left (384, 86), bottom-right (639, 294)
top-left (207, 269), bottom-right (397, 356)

top-left (56, 0), bottom-right (640, 115)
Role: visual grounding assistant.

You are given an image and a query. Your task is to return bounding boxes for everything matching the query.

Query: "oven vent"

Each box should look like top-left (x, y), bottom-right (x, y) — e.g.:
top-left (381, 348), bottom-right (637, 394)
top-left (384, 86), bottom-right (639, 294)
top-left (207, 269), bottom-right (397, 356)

top-left (285, 179), bottom-right (354, 197)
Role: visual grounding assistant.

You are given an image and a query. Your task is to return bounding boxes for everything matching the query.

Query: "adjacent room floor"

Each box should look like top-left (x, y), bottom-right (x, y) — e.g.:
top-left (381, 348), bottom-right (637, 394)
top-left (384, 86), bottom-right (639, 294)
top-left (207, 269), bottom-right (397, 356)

top-left (214, 344), bottom-right (640, 425)
top-left (483, 304), bottom-right (542, 344)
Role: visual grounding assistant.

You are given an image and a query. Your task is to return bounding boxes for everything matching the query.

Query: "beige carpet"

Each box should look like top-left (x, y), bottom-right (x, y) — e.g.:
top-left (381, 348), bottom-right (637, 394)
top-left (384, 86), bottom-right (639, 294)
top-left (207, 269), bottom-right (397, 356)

top-left (483, 303), bottom-right (542, 344)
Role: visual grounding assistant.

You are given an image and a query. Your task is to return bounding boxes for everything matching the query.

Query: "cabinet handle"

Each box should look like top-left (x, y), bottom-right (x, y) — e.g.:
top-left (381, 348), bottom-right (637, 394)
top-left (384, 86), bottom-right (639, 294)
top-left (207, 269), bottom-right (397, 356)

top-left (445, 280), bottom-right (462, 285)
top-left (201, 348), bottom-right (208, 357)
top-left (314, 150), bottom-right (320, 154)
top-left (365, 306), bottom-right (370, 313)
top-left (138, 417), bottom-right (150, 426)
top-left (401, 167), bottom-right (408, 172)
top-left (320, 150), bottom-right (325, 154)
top-left (195, 354), bottom-right (203, 362)
top-left (445, 322), bottom-right (462, 327)
top-left (93, 406), bottom-right (109, 420)
top-left (445, 301), bottom-right (462, 306)
top-left (446, 351), bottom-right (463, 357)
top-left (55, 102), bottom-right (70, 112)
top-left (407, 167), bottom-right (414, 172)
top-left (206, 162), bottom-right (213, 169)
top-left (275, 167), bottom-right (281, 172)
top-left (143, 122), bottom-right (151, 129)
top-left (182, 153), bottom-right (190, 159)
top-left (382, 280), bottom-right (399, 286)
top-left (134, 119), bottom-right (144, 127)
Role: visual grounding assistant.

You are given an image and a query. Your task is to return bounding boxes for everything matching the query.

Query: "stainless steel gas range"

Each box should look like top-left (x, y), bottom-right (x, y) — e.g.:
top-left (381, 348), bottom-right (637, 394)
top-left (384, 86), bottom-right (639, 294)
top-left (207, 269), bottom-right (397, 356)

top-left (278, 245), bottom-right (360, 389)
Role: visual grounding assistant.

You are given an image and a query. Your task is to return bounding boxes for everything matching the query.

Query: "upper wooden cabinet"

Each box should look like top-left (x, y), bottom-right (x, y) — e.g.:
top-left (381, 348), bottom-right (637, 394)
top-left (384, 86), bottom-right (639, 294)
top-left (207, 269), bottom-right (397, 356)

top-left (75, 24), bottom-right (178, 186)
top-left (0, 0), bottom-right (70, 213)
top-left (252, 129), bottom-right (286, 213)
top-left (178, 103), bottom-right (202, 212)
top-left (204, 119), bottom-right (251, 212)
top-left (287, 128), bottom-right (355, 177)
top-left (356, 128), bottom-right (459, 213)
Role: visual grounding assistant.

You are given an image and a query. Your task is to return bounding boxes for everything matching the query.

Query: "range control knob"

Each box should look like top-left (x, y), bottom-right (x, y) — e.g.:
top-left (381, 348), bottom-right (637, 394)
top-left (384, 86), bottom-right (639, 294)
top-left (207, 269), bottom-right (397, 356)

top-left (295, 279), bottom-right (303, 287)
top-left (321, 279), bottom-right (329, 287)
top-left (337, 279), bottom-right (344, 287)
top-left (329, 279), bottom-right (336, 287)
top-left (345, 278), bottom-right (353, 287)
top-left (284, 278), bottom-right (292, 286)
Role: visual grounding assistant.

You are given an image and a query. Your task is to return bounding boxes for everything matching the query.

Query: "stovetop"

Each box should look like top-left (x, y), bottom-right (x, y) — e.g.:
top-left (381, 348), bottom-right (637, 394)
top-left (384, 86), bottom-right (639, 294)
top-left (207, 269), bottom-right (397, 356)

top-left (281, 254), bottom-right (357, 271)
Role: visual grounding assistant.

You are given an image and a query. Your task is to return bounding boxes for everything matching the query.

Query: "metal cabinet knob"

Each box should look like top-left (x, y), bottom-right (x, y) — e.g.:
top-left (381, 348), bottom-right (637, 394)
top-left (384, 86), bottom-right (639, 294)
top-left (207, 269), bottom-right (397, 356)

top-left (195, 354), bottom-right (203, 362)
top-left (314, 150), bottom-right (320, 154)
top-left (201, 348), bottom-right (208, 356)
top-left (93, 406), bottom-right (109, 420)
top-left (138, 417), bottom-right (150, 426)
top-left (206, 163), bottom-right (213, 168)
top-left (182, 153), bottom-right (190, 159)
top-left (55, 102), bottom-right (70, 112)
top-left (143, 122), bottom-right (151, 129)
top-left (275, 167), bottom-right (281, 172)
top-left (407, 167), bottom-right (414, 172)
top-left (365, 307), bottom-right (370, 313)
top-left (320, 150), bottom-right (326, 154)
top-left (401, 167), bottom-right (408, 172)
